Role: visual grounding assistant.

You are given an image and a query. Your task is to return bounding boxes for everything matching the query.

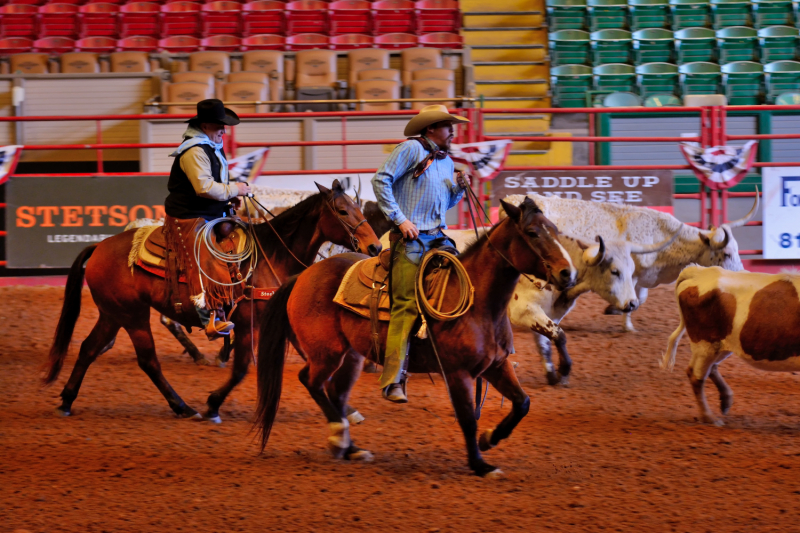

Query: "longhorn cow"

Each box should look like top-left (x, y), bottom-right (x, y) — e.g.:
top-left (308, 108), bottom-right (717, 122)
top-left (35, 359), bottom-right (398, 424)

top-left (662, 265), bottom-right (800, 426)
top-left (503, 192), bottom-right (759, 332)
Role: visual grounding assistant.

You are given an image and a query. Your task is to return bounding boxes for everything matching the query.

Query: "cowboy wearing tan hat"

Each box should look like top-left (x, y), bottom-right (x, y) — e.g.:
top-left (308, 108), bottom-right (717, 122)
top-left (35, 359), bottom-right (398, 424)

top-left (371, 104), bottom-right (471, 403)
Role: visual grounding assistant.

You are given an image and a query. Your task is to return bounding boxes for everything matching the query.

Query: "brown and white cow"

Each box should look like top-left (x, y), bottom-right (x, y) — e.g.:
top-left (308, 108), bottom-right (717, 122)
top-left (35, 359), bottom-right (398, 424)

top-left (662, 265), bottom-right (800, 426)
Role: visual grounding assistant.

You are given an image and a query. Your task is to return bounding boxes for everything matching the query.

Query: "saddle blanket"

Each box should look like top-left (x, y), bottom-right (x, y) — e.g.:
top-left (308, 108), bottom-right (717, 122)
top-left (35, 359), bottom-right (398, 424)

top-left (127, 223), bottom-right (248, 282)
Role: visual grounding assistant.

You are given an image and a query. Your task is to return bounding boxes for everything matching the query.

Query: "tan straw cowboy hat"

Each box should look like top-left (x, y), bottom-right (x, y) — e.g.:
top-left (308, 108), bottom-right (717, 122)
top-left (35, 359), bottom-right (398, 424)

top-left (403, 104), bottom-right (470, 137)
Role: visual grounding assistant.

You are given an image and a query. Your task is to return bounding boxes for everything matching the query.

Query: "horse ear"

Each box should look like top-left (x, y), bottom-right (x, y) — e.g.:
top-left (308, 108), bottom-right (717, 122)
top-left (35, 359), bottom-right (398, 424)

top-left (521, 196), bottom-right (543, 214)
top-left (331, 179), bottom-right (344, 192)
top-left (315, 182), bottom-right (331, 194)
top-left (500, 199), bottom-right (521, 222)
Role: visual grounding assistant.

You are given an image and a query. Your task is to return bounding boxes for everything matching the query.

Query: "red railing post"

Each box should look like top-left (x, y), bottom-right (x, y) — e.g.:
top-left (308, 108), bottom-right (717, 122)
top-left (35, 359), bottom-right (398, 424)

top-left (341, 116), bottom-right (347, 169)
top-left (96, 120), bottom-right (103, 174)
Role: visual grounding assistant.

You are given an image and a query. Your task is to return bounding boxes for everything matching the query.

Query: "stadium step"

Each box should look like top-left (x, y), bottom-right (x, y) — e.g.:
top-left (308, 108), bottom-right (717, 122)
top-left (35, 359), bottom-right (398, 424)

top-left (462, 28), bottom-right (547, 45)
top-left (461, 0), bottom-right (542, 11)
top-left (471, 46), bottom-right (547, 62)
top-left (462, 12), bottom-right (543, 27)
top-left (473, 62), bottom-right (548, 81)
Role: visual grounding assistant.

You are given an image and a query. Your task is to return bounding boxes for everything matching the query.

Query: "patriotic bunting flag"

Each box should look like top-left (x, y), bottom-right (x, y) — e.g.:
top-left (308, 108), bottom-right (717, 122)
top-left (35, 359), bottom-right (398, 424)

top-left (679, 141), bottom-right (757, 190)
top-left (449, 140), bottom-right (513, 181)
top-left (228, 148), bottom-right (269, 183)
top-left (0, 145), bottom-right (22, 186)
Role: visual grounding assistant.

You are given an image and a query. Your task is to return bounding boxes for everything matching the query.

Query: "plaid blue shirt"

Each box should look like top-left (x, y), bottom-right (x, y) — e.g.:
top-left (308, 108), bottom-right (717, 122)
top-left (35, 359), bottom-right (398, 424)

top-left (371, 137), bottom-right (465, 231)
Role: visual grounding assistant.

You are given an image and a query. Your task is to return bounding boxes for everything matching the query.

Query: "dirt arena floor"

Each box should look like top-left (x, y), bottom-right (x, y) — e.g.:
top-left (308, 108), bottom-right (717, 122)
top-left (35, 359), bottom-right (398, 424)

top-left (2, 283), bottom-right (800, 532)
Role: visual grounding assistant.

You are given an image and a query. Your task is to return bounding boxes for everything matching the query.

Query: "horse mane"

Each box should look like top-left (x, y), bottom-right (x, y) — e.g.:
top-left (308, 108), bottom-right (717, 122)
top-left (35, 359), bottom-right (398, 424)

top-left (252, 191), bottom-right (325, 246)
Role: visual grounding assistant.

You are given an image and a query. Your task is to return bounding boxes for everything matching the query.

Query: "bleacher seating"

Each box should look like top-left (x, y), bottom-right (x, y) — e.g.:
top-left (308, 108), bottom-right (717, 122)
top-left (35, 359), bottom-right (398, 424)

top-left (201, 1), bottom-right (242, 37)
top-left (188, 50), bottom-right (230, 73)
top-left (10, 52), bottom-right (49, 73)
top-left (242, 1), bottom-right (285, 37)
top-left (355, 78), bottom-right (400, 109)
top-left (38, 3), bottom-right (80, 38)
top-left (78, 3), bottom-right (120, 39)
top-left (0, 4), bottom-right (37, 39)
top-left (60, 51), bottom-right (100, 72)
top-left (401, 46), bottom-right (442, 84)
top-left (329, 33), bottom-right (374, 49)
top-left (328, 1), bottom-right (372, 36)
top-left (546, 0), bottom-right (800, 104)
top-left (347, 47), bottom-right (390, 84)
top-left (285, 1), bottom-right (328, 35)
top-left (159, 2), bottom-right (201, 38)
top-left (119, 2), bottom-right (160, 38)
top-left (76, 36), bottom-right (117, 52)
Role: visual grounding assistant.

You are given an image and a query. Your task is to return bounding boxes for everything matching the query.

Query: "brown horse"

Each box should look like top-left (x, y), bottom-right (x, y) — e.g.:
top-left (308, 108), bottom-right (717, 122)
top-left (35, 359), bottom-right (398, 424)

top-left (254, 197), bottom-right (576, 477)
top-left (44, 180), bottom-right (381, 421)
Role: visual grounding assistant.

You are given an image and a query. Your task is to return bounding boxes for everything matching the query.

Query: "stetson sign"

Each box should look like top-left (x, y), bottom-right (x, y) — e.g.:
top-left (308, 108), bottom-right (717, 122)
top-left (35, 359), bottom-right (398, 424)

top-left (491, 170), bottom-right (674, 212)
top-left (6, 175), bottom-right (169, 268)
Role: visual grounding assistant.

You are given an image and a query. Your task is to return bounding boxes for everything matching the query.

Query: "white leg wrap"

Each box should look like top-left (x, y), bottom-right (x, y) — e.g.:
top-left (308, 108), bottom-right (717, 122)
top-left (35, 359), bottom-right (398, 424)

top-left (327, 419), bottom-right (351, 449)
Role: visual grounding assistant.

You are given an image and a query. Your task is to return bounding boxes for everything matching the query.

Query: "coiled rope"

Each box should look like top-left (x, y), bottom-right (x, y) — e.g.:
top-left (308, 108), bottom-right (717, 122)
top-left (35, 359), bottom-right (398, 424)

top-left (414, 249), bottom-right (473, 324)
top-left (193, 217), bottom-right (256, 290)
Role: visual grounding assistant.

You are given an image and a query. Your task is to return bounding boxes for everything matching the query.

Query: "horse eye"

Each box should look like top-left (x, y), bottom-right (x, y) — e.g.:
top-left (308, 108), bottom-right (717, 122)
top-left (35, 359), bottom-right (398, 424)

top-left (526, 230), bottom-right (539, 239)
top-left (337, 209), bottom-right (348, 216)
top-left (611, 269), bottom-right (620, 277)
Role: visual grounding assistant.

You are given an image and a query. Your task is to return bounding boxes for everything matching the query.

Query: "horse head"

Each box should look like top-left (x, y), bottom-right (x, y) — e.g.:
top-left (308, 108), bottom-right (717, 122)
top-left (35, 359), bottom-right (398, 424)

top-left (499, 197), bottom-right (577, 291)
top-left (315, 179), bottom-right (382, 257)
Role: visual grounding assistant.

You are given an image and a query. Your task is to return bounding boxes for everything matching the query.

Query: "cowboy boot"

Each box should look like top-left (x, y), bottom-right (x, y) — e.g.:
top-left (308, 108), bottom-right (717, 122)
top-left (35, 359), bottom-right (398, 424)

top-left (382, 344), bottom-right (410, 403)
top-left (205, 310), bottom-right (235, 340)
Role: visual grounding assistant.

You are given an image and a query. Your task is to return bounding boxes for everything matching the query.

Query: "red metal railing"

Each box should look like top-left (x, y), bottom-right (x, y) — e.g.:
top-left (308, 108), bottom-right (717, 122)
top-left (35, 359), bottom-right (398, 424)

top-left (3, 104), bottom-right (800, 266)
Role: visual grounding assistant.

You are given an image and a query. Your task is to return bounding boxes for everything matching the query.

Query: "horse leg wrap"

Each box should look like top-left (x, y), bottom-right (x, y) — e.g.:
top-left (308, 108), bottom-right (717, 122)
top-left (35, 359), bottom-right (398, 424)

top-left (479, 429), bottom-right (496, 452)
top-left (328, 419), bottom-right (351, 450)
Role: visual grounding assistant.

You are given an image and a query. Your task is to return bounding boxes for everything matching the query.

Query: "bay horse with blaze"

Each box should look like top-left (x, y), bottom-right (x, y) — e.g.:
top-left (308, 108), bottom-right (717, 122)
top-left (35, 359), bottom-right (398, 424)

top-left (254, 197), bottom-right (576, 477)
top-left (43, 180), bottom-right (381, 421)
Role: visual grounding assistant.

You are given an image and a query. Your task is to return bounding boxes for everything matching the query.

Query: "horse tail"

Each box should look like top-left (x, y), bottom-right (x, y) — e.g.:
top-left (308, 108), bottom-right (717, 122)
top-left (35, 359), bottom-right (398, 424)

top-left (43, 244), bottom-right (96, 384)
top-left (254, 275), bottom-right (299, 452)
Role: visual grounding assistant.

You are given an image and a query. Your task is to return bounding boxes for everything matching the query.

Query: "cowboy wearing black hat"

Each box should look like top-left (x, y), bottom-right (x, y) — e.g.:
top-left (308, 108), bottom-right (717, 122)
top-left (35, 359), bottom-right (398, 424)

top-left (164, 99), bottom-right (251, 339)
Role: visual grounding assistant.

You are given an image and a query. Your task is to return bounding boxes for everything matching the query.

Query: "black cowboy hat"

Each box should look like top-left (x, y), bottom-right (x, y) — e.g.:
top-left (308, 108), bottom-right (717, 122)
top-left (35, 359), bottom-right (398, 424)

top-left (187, 98), bottom-right (240, 126)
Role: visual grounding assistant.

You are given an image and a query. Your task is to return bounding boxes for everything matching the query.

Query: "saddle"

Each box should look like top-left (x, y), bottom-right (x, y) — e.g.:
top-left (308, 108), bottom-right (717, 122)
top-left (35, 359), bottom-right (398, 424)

top-left (130, 217), bottom-right (249, 317)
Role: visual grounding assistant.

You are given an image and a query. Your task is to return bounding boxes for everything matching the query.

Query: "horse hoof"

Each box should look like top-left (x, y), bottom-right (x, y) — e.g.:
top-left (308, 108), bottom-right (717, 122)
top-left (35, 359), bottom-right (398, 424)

top-left (558, 375), bottom-right (570, 387)
top-left (479, 429), bottom-right (495, 452)
top-left (194, 358), bottom-right (210, 366)
top-left (484, 468), bottom-right (504, 479)
top-left (204, 415), bottom-right (222, 424)
top-left (346, 410), bottom-right (365, 425)
top-left (328, 443), bottom-right (348, 460)
top-left (720, 396), bottom-right (733, 415)
top-left (215, 357), bottom-right (227, 368)
top-left (345, 446), bottom-right (374, 462)
top-left (55, 407), bottom-right (71, 417)
top-left (545, 372), bottom-right (560, 386)
top-left (362, 361), bottom-right (379, 374)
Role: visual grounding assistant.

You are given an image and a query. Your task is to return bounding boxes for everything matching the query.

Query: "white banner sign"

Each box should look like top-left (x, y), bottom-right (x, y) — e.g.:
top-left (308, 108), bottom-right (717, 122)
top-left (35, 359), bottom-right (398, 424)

top-left (762, 167), bottom-right (800, 259)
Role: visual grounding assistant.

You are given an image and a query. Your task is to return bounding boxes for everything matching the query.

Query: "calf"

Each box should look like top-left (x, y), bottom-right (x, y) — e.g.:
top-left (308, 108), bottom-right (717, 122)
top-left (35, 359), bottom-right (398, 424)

top-left (662, 265), bottom-right (800, 426)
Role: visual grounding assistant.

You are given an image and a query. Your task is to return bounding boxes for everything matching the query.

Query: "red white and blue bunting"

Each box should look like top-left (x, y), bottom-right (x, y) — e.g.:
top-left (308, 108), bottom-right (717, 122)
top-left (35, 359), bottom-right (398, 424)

top-left (0, 145), bottom-right (22, 186)
top-left (228, 148), bottom-right (269, 182)
top-left (679, 140), bottom-right (758, 190)
top-left (449, 140), bottom-right (513, 181)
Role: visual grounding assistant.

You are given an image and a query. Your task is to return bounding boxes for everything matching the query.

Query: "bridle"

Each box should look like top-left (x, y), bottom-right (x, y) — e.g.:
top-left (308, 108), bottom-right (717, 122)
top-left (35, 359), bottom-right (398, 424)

top-left (322, 194), bottom-right (369, 254)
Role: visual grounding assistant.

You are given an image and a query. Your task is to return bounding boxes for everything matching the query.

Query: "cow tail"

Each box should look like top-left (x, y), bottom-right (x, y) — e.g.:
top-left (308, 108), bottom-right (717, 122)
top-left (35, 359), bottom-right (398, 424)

top-left (661, 277), bottom-right (688, 372)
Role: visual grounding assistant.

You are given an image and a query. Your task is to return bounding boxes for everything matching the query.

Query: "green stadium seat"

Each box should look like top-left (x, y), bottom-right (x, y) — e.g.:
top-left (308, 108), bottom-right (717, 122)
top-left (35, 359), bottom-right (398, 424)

top-left (764, 59), bottom-right (800, 101)
top-left (722, 60), bottom-right (764, 103)
top-left (547, 0), bottom-right (588, 31)
top-left (644, 93), bottom-right (683, 104)
top-left (591, 29), bottom-right (633, 64)
top-left (758, 25), bottom-right (799, 62)
top-left (587, 0), bottom-right (629, 31)
top-left (679, 61), bottom-right (722, 94)
top-left (717, 26), bottom-right (759, 63)
top-left (633, 28), bottom-right (675, 63)
top-left (593, 63), bottom-right (637, 99)
top-left (775, 90), bottom-right (800, 102)
top-left (752, 0), bottom-right (793, 28)
top-left (636, 61), bottom-right (679, 97)
top-left (669, 0), bottom-right (712, 30)
top-left (552, 64), bottom-right (594, 106)
top-left (628, 0), bottom-right (670, 31)
top-left (675, 27), bottom-right (718, 63)
top-left (602, 91), bottom-right (644, 105)
top-left (710, 0), bottom-right (753, 29)
top-left (549, 29), bottom-right (592, 66)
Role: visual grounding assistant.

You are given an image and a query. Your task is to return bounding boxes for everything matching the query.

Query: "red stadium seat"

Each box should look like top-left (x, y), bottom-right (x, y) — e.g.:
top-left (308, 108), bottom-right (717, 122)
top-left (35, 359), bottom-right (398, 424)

top-left (201, 1), bottom-right (242, 37)
top-left (85, 0), bottom-right (126, 4)
top-left (45, 0), bottom-right (85, 5)
top-left (241, 1), bottom-right (284, 37)
top-left (6, 0), bottom-right (46, 5)
top-left (119, 2), bottom-right (160, 38)
top-left (285, 1), bottom-right (328, 36)
top-left (159, 1), bottom-right (201, 38)
top-left (158, 34), bottom-right (200, 51)
top-left (418, 31), bottom-right (462, 48)
top-left (285, 32), bottom-right (328, 50)
top-left (374, 31), bottom-right (417, 48)
top-left (200, 34), bottom-right (241, 50)
top-left (75, 35), bottom-right (117, 51)
top-left (33, 35), bottom-right (76, 53)
top-left (117, 35), bottom-right (158, 50)
top-left (241, 33), bottom-right (285, 50)
top-left (330, 33), bottom-right (373, 50)
top-left (78, 3), bottom-right (120, 39)
top-left (415, 0), bottom-right (460, 34)
top-left (0, 36), bottom-right (34, 55)
top-left (371, 0), bottom-right (414, 36)
top-left (328, 0), bottom-right (371, 36)
top-left (0, 4), bottom-right (38, 39)
top-left (37, 3), bottom-right (79, 38)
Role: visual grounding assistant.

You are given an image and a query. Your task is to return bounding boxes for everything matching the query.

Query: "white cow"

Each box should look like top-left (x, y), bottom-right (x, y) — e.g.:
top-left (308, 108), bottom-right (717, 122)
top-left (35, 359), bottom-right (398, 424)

top-left (503, 193), bottom-right (759, 332)
top-left (449, 229), bottom-right (678, 385)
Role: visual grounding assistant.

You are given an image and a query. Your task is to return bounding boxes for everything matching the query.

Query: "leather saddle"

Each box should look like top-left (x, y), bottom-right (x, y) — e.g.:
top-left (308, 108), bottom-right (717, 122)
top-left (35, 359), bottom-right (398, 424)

top-left (135, 223), bottom-right (248, 272)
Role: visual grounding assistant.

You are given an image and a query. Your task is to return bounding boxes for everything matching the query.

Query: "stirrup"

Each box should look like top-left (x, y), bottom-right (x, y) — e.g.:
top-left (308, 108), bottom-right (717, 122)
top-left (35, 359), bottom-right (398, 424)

top-left (205, 311), bottom-right (234, 340)
top-left (382, 373), bottom-right (408, 403)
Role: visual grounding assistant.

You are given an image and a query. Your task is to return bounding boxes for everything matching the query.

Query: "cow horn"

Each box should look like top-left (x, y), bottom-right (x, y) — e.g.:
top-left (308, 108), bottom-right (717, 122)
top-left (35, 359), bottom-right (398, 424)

top-left (583, 235), bottom-right (606, 267)
top-left (630, 227), bottom-right (682, 255)
top-left (725, 186), bottom-right (759, 229)
top-left (708, 226), bottom-right (731, 250)
top-left (355, 175), bottom-right (363, 207)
